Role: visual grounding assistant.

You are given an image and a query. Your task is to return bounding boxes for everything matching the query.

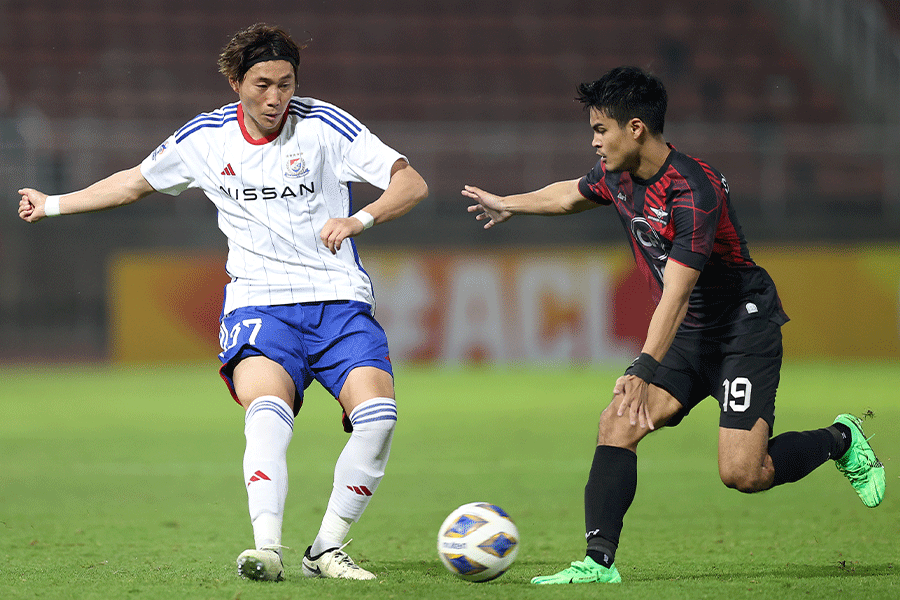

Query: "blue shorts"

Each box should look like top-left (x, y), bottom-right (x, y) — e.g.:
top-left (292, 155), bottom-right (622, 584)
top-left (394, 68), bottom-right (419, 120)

top-left (218, 301), bottom-right (393, 416)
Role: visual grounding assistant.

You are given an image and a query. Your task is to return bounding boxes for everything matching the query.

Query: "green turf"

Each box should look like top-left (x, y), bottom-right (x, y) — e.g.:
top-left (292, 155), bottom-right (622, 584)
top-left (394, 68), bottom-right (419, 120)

top-left (1, 361), bottom-right (897, 599)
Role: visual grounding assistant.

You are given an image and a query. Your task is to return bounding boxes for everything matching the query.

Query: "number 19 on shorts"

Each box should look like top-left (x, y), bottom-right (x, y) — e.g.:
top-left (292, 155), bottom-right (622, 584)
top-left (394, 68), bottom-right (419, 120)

top-left (722, 377), bottom-right (752, 412)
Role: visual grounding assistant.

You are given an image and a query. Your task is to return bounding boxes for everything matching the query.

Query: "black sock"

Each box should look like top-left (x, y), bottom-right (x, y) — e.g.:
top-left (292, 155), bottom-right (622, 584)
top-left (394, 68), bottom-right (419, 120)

top-left (584, 445), bottom-right (637, 568)
top-left (768, 428), bottom-right (837, 487)
top-left (830, 423), bottom-right (852, 458)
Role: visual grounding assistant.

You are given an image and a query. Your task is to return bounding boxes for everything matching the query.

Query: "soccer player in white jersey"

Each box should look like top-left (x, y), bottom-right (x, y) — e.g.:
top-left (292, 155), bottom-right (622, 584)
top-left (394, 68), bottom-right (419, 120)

top-left (17, 23), bottom-right (428, 582)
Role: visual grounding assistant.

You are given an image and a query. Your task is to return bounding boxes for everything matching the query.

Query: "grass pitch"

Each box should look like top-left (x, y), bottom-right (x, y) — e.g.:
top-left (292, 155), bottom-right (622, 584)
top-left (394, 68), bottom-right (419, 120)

top-left (1, 361), bottom-right (897, 599)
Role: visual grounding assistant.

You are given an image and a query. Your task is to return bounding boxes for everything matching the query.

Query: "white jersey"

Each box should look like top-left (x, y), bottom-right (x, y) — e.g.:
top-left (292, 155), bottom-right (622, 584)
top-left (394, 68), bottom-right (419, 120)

top-left (140, 98), bottom-right (405, 315)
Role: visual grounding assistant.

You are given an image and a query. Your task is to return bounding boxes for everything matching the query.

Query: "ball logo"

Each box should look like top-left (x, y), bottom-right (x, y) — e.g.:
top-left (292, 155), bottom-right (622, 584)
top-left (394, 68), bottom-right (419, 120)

top-left (441, 541), bottom-right (467, 550)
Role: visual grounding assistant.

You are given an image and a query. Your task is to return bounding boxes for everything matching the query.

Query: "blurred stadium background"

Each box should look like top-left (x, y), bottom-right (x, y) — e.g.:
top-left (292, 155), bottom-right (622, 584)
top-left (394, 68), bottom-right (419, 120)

top-left (1, 0), bottom-right (899, 364)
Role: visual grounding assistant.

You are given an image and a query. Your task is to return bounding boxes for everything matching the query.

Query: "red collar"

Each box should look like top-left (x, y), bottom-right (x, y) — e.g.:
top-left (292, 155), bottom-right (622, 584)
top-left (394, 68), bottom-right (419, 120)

top-left (237, 103), bottom-right (288, 145)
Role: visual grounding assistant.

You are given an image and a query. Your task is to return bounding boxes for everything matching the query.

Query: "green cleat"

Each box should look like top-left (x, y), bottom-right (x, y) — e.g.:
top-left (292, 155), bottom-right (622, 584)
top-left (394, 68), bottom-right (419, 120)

top-left (530, 556), bottom-right (621, 584)
top-left (834, 414), bottom-right (885, 508)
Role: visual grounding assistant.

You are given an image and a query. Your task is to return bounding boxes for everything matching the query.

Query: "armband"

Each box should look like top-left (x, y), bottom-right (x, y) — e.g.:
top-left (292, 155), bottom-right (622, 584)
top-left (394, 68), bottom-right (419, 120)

top-left (352, 209), bottom-right (375, 230)
top-left (44, 195), bottom-right (61, 217)
top-left (624, 352), bottom-right (659, 383)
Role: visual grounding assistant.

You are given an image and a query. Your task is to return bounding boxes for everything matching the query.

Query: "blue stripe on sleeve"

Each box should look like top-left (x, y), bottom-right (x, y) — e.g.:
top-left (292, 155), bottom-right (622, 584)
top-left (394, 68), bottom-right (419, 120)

top-left (291, 100), bottom-right (361, 142)
top-left (175, 105), bottom-right (239, 143)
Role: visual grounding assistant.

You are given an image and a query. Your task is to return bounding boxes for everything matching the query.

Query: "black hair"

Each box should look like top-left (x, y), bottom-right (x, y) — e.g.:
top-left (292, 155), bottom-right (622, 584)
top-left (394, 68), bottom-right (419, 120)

top-left (576, 66), bottom-right (667, 134)
top-left (218, 23), bottom-right (302, 83)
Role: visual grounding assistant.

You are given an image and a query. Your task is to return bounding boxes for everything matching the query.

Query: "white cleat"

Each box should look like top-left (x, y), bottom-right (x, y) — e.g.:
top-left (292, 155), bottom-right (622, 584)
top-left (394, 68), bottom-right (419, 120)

top-left (301, 541), bottom-right (376, 580)
top-left (237, 546), bottom-right (285, 581)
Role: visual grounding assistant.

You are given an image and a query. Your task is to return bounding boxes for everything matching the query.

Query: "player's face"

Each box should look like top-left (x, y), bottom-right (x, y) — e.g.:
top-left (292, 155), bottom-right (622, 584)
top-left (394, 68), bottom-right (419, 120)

top-left (589, 108), bottom-right (640, 173)
top-left (231, 60), bottom-right (297, 139)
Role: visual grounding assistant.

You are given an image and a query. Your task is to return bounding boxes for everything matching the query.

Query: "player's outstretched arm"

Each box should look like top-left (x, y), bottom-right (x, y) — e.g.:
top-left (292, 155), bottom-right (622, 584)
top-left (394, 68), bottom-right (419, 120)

top-left (462, 186), bottom-right (512, 228)
top-left (18, 165), bottom-right (156, 223)
top-left (320, 159), bottom-right (428, 254)
top-left (463, 179), bottom-right (594, 229)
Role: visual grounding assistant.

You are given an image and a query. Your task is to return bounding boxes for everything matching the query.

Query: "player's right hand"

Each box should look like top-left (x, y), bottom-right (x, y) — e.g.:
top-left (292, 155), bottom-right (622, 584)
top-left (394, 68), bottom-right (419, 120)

top-left (462, 185), bottom-right (512, 229)
top-left (17, 188), bottom-right (48, 223)
top-left (614, 375), bottom-right (655, 431)
top-left (319, 216), bottom-right (364, 255)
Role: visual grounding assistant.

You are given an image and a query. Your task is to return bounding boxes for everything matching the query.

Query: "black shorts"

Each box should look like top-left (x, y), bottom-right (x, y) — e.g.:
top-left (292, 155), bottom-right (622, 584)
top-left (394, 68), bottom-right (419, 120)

top-left (651, 319), bottom-right (783, 432)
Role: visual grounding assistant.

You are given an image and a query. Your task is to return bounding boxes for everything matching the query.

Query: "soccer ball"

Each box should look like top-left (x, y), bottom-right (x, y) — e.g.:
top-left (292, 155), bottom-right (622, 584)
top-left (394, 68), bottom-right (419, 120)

top-left (436, 502), bottom-right (519, 582)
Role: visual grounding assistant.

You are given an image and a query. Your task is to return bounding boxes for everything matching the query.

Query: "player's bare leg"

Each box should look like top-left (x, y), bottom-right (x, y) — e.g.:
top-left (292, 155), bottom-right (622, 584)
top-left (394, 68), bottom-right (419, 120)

top-left (717, 418), bottom-right (774, 492)
top-left (726, 414), bottom-right (884, 507)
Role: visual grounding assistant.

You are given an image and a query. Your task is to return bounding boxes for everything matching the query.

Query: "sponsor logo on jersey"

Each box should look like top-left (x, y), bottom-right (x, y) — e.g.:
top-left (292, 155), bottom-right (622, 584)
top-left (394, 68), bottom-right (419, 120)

top-left (631, 217), bottom-right (668, 258)
top-left (284, 153), bottom-right (310, 178)
top-left (151, 141), bottom-right (168, 161)
top-left (630, 216), bottom-right (670, 280)
top-left (647, 206), bottom-right (669, 224)
top-left (219, 182), bottom-right (316, 201)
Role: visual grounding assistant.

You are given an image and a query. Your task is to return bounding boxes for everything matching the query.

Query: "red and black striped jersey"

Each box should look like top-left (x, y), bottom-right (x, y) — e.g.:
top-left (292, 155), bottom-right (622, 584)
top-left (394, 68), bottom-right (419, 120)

top-left (579, 146), bottom-right (788, 332)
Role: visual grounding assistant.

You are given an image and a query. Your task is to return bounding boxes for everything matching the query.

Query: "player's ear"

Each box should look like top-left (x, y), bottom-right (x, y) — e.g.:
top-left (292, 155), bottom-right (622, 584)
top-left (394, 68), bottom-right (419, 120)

top-left (229, 78), bottom-right (241, 94)
top-left (629, 118), bottom-right (645, 140)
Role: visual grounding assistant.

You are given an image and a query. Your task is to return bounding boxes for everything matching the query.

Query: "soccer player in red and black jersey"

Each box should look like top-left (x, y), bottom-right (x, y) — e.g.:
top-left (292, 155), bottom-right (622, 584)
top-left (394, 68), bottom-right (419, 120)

top-left (463, 66), bottom-right (884, 585)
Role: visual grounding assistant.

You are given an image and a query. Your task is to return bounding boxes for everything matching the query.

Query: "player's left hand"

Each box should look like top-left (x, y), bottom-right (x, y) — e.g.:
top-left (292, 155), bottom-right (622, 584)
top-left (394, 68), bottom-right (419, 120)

top-left (17, 188), bottom-right (47, 223)
top-left (462, 185), bottom-right (512, 228)
top-left (614, 375), bottom-right (655, 430)
top-left (320, 217), bottom-right (365, 254)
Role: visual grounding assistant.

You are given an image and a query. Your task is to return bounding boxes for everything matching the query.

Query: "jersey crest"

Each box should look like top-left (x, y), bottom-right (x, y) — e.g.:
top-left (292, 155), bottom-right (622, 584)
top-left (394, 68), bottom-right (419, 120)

top-left (284, 153), bottom-right (309, 178)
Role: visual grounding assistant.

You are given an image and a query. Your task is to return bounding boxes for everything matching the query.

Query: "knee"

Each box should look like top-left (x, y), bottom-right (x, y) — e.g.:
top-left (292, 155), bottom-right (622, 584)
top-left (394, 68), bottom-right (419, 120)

top-left (595, 404), bottom-right (618, 444)
top-left (595, 390), bottom-right (677, 448)
top-left (719, 466), bottom-right (771, 493)
top-left (595, 404), bottom-right (641, 449)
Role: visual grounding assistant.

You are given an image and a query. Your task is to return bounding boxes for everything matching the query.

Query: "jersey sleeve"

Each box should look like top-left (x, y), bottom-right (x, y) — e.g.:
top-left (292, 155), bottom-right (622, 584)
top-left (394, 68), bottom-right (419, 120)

top-left (341, 126), bottom-right (406, 190)
top-left (576, 159), bottom-right (614, 205)
top-left (667, 178), bottom-right (722, 271)
top-left (139, 135), bottom-right (198, 196)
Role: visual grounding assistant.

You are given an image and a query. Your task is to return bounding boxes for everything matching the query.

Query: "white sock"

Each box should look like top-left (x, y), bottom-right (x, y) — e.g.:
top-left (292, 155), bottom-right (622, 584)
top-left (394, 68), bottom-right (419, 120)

top-left (310, 397), bottom-right (396, 556)
top-left (243, 395), bottom-right (294, 550)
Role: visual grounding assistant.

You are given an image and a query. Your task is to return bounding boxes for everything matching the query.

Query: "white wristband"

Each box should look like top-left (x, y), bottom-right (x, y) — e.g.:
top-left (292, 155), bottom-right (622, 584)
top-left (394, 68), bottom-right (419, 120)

top-left (352, 209), bottom-right (375, 230)
top-left (44, 195), bottom-right (61, 217)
